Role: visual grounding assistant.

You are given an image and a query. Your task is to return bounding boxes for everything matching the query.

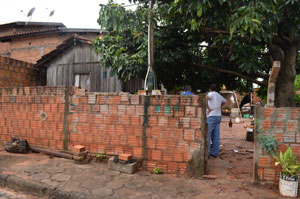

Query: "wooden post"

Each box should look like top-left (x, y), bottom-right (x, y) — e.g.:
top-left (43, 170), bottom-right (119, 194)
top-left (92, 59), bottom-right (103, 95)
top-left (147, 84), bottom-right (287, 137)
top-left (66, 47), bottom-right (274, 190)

top-left (267, 61), bottom-right (280, 107)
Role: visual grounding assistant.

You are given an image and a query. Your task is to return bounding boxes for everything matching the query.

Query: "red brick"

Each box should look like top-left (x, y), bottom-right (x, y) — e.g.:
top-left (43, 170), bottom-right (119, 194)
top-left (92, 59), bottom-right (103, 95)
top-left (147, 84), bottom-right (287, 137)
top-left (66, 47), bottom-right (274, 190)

top-left (152, 150), bottom-right (162, 161)
top-left (287, 120), bottom-right (297, 131)
top-left (130, 95), bottom-right (140, 105)
top-left (158, 116), bottom-right (168, 127)
top-left (180, 117), bottom-right (190, 128)
top-left (146, 138), bottom-right (156, 149)
top-left (185, 106), bottom-right (196, 117)
top-left (73, 145), bottom-right (86, 153)
top-left (261, 120), bottom-right (272, 130)
top-left (184, 129), bottom-right (195, 141)
top-left (133, 147), bottom-right (142, 157)
top-left (119, 153), bottom-right (133, 161)
top-left (173, 151), bottom-right (183, 162)
top-left (108, 96), bottom-right (121, 104)
top-left (163, 151), bottom-right (173, 161)
top-left (167, 162), bottom-right (178, 173)
top-left (148, 116), bottom-right (158, 127)
top-left (170, 97), bottom-right (179, 106)
top-left (156, 139), bottom-right (168, 149)
top-left (130, 115), bottom-right (140, 126)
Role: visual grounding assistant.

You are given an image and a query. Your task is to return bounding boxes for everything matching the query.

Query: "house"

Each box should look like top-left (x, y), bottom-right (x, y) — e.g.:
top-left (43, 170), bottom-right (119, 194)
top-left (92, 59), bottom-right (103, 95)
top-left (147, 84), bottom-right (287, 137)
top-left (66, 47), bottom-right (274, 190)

top-left (35, 34), bottom-right (143, 92)
top-left (0, 21), bottom-right (101, 64)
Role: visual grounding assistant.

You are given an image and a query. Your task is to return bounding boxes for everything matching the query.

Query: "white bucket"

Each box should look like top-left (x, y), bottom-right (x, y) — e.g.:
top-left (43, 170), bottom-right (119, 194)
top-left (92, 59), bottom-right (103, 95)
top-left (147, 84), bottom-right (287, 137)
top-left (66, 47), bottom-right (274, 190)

top-left (279, 178), bottom-right (298, 197)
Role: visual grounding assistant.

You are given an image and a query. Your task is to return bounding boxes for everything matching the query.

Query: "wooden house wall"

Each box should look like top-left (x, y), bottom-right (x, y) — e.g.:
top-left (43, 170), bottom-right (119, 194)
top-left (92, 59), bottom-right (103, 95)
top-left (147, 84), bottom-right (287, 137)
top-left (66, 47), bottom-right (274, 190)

top-left (46, 44), bottom-right (122, 92)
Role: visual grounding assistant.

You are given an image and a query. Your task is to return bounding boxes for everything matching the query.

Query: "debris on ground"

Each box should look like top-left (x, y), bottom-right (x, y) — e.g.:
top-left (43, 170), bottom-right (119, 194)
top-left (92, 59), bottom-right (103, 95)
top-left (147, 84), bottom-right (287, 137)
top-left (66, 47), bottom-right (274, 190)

top-left (4, 136), bottom-right (29, 154)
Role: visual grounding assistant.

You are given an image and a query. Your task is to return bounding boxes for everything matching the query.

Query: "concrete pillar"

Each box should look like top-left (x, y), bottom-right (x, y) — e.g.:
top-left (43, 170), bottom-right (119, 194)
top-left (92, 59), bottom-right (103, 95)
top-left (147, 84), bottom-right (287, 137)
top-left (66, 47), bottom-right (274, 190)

top-left (266, 61), bottom-right (280, 107)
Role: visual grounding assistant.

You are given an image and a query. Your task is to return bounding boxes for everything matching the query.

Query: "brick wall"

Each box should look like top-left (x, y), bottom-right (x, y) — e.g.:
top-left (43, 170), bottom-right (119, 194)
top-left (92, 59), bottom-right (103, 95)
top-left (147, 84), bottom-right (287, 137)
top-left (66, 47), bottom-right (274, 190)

top-left (0, 86), bottom-right (67, 150)
top-left (0, 56), bottom-right (43, 87)
top-left (69, 89), bottom-right (206, 175)
top-left (0, 86), bottom-right (206, 176)
top-left (254, 106), bottom-right (300, 183)
top-left (1, 33), bottom-right (98, 64)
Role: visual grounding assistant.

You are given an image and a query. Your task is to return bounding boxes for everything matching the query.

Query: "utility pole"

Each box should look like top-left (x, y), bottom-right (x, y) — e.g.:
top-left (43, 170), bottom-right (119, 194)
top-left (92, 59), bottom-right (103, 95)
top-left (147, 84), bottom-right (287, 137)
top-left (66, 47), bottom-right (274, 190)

top-left (145, 0), bottom-right (156, 92)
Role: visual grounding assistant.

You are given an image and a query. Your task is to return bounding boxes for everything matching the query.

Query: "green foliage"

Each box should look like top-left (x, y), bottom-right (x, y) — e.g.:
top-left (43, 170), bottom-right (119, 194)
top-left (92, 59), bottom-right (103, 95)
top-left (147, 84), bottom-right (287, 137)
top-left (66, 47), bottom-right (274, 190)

top-left (273, 147), bottom-right (300, 178)
top-left (97, 153), bottom-right (104, 158)
top-left (96, 152), bottom-right (106, 162)
top-left (153, 167), bottom-right (162, 174)
top-left (295, 75), bottom-right (300, 91)
top-left (295, 95), bottom-right (300, 106)
top-left (94, 0), bottom-right (300, 101)
top-left (258, 134), bottom-right (278, 155)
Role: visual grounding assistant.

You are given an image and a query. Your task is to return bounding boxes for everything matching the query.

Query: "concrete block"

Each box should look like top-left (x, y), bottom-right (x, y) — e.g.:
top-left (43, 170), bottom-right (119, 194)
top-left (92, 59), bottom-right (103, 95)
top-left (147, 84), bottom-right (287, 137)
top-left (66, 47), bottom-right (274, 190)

top-left (108, 157), bottom-right (137, 174)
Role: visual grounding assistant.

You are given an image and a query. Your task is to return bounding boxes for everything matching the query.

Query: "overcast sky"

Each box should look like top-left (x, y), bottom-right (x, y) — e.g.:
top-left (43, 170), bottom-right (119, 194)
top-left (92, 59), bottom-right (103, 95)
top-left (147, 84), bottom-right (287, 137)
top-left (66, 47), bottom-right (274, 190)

top-left (0, 0), bottom-right (132, 29)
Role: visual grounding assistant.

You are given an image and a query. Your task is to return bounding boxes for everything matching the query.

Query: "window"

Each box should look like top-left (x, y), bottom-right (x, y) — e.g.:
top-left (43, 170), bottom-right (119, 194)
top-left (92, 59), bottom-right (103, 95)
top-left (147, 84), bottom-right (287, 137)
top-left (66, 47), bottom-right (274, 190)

top-left (74, 73), bottom-right (90, 91)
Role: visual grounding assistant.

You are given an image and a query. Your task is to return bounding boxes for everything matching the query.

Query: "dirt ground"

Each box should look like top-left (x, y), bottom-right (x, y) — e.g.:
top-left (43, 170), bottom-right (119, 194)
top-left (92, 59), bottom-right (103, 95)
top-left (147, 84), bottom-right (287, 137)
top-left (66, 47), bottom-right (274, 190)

top-left (204, 117), bottom-right (281, 199)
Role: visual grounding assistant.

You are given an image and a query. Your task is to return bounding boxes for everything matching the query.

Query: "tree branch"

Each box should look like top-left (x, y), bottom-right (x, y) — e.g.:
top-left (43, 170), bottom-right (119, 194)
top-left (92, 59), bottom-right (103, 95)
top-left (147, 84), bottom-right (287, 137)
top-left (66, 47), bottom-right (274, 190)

top-left (272, 36), bottom-right (286, 50)
top-left (194, 63), bottom-right (268, 86)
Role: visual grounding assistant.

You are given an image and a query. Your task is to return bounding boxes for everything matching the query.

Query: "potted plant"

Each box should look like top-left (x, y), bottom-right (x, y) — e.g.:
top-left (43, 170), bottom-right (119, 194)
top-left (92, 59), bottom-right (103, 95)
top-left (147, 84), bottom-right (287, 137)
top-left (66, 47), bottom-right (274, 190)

top-left (273, 147), bottom-right (300, 197)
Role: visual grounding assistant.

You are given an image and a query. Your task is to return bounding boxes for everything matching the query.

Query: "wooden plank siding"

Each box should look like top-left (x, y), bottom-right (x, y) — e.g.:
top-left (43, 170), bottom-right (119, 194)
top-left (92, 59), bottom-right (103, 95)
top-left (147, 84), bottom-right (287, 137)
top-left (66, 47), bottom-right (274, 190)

top-left (46, 44), bottom-right (123, 92)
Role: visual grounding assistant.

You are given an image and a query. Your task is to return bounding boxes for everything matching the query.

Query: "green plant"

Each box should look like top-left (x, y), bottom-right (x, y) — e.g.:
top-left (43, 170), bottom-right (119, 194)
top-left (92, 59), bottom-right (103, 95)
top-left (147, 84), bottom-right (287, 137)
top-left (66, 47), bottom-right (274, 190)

top-left (273, 147), bottom-right (300, 179)
top-left (97, 153), bottom-right (104, 158)
top-left (96, 153), bottom-right (105, 162)
top-left (153, 167), bottom-right (162, 174)
top-left (258, 134), bottom-right (278, 155)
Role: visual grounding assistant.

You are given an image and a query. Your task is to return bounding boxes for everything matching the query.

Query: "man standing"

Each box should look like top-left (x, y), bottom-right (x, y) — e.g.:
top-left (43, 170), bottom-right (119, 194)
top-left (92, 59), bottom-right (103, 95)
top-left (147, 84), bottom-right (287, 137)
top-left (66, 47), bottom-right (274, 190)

top-left (206, 84), bottom-right (227, 158)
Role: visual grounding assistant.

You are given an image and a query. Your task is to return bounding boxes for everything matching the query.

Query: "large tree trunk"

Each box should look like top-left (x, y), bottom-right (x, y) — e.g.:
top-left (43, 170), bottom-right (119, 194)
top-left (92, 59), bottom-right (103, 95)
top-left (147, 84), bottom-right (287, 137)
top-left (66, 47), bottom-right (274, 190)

top-left (275, 45), bottom-right (296, 107)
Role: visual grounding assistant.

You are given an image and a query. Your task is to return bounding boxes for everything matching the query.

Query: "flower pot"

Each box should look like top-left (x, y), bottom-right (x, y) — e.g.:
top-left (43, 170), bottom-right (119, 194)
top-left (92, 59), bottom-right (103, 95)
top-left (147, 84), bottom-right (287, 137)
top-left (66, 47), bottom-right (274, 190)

top-left (279, 174), bottom-right (298, 197)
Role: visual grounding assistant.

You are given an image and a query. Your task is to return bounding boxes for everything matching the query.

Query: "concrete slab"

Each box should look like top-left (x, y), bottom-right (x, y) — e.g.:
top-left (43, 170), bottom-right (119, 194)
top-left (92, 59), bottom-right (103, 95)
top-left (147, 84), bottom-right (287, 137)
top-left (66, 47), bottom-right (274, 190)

top-left (108, 157), bottom-right (137, 174)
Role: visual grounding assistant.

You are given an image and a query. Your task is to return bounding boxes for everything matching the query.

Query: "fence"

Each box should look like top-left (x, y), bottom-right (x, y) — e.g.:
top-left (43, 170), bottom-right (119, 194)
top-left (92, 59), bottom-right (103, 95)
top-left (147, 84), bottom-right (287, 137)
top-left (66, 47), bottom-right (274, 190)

top-left (0, 86), bottom-right (207, 176)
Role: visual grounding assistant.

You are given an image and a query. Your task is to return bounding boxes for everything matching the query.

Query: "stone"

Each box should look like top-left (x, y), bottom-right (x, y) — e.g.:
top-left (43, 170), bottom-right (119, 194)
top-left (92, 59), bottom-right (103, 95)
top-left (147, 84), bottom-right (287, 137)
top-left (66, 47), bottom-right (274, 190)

top-left (31, 173), bottom-right (50, 181)
top-left (108, 157), bottom-right (137, 174)
top-left (203, 175), bottom-right (218, 179)
top-left (52, 174), bottom-right (71, 182)
top-left (92, 187), bottom-right (113, 198)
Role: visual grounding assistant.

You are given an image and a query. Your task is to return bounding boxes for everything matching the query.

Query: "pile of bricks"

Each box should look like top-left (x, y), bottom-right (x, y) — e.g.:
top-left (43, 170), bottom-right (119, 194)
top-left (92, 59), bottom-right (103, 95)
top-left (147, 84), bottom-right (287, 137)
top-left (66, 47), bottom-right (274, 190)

top-left (73, 145), bottom-right (90, 164)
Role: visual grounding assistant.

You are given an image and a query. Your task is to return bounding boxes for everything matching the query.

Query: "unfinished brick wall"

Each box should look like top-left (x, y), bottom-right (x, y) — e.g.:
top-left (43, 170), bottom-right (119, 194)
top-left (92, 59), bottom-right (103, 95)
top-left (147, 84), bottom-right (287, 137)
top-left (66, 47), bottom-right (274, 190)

top-left (69, 89), bottom-right (206, 176)
top-left (0, 87), bottom-right (67, 150)
top-left (0, 56), bottom-right (42, 86)
top-left (254, 106), bottom-right (300, 183)
top-left (0, 86), bottom-right (206, 176)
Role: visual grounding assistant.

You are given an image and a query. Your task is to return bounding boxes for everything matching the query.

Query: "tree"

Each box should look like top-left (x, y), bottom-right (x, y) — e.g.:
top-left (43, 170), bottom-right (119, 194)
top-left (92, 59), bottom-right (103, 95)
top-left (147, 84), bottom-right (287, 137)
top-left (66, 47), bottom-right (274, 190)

top-left (94, 0), bottom-right (300, 106)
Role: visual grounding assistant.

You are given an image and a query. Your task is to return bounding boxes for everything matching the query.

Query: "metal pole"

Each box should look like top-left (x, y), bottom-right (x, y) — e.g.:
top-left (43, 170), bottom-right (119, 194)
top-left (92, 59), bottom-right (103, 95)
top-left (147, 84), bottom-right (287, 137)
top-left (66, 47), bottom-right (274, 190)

top-left (147, 0), bottom-right (156, 92)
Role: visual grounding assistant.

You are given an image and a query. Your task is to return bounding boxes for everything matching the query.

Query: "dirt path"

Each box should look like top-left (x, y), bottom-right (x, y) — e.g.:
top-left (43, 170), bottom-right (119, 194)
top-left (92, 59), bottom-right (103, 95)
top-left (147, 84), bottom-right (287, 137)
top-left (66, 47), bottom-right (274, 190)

top-left (205, 117), bottom-right (280, 199)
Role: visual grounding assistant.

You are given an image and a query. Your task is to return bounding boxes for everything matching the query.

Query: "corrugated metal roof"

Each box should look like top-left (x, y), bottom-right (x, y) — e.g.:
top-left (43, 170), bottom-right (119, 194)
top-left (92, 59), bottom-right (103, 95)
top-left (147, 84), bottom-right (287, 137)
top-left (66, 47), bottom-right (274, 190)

top-left (0, 27), bottom-right (102, 41)
top-left (34, 34), bottom-right (94, 69)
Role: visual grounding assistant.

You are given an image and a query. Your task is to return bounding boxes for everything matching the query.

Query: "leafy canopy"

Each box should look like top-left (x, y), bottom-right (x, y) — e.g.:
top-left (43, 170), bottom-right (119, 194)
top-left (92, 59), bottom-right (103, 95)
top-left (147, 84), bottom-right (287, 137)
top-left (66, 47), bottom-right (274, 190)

top-left (94, 0), bottom-right (300, 96)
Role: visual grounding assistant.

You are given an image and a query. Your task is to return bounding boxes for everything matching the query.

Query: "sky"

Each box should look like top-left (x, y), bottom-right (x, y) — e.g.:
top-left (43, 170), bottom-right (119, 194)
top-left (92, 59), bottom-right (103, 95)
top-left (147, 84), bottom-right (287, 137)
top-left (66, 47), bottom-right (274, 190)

top-left (0, 0), bottom-right (132, 29)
